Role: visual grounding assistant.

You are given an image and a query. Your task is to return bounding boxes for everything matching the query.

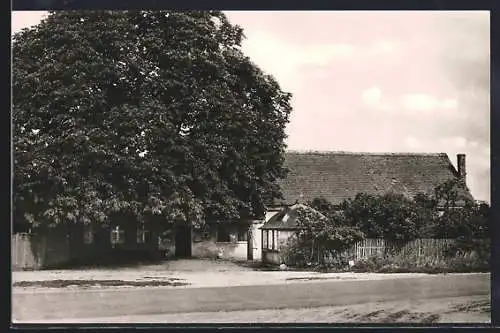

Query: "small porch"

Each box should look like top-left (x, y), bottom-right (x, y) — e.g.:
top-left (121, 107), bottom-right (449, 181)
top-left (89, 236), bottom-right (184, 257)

top-left (260, 204), bottom-right (325, 265)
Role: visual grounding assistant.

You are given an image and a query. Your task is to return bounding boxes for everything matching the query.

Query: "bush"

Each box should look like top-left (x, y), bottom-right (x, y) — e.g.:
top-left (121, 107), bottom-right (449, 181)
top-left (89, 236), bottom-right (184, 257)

top-left (444, 238), bottom-right (490, 263)
top-left (279, 238), bottom-right (309, 267)
top-left (314, 257), bottom-right (351, 273)
top-left (351, 255), bottom-right (388, 272)
top-left (350, 249), bottom-right (490, 274)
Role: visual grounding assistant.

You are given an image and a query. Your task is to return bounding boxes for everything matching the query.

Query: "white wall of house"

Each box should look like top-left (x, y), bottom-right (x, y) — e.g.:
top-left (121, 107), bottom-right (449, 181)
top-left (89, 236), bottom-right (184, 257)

top-left (252, 209), bottom-right (282, 262)
top-left (191, 222), bottom-right (249, 260)
top-left (250, 221), bottom-right (263, 261)
top-left (192, 239), bottom-right (248, 260)
top-left (159, 210), bottom-right (287, 262)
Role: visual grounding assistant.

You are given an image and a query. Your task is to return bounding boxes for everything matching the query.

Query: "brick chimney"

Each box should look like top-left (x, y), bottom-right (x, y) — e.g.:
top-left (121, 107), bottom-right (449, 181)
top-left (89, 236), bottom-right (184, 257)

top-left (457, 154), bottom-right (466, 183)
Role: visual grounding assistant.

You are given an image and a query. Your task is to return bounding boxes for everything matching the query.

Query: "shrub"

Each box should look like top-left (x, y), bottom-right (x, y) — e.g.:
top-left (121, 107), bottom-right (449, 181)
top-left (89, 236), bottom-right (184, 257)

top-left (279, 237), bottom-right (309, 267)
top-left (350, 249), bottom-right (489, 274)
top-left (351, 255), bottom-right (388, 272)
top-left (314, 256), bottom-right (350, 272)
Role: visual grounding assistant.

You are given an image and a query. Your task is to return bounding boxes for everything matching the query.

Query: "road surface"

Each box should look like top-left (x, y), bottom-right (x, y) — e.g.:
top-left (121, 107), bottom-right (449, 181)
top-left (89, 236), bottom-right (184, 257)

top-left (12, 273), bottom-right (490, 322)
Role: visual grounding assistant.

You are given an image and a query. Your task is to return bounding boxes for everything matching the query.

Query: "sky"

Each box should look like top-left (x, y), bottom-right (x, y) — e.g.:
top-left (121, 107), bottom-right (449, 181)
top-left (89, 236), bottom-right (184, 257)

top-left (11, 11), bottom-right (491, 202)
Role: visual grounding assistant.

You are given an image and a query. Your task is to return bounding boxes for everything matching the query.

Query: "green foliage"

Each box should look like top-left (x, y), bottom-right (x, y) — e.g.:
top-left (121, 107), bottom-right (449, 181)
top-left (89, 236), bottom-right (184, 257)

top-left (432, 204), bottom-right (489, 240)
top-left (351, 245), bottom-right (490, 274)
top-left (13, 11), bottom-right (291, 229)
top-left (339, 192), bottom-right (423, 243)
top-left (278, 237), bottom-right (309, 267)
top-left (285, 178), bottom-right (489, 270)
top-left (280, 205), bottom-right (364, 267)
top-left (444, 238), bottom-right (490, 264)
top-left (327, 178), bottom-right (489, 242)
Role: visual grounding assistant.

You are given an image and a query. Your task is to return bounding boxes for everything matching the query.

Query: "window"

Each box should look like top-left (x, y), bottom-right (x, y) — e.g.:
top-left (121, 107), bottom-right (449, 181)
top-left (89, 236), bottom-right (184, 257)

top-left (263, 230), bottom-right (280, 251)
top-left (137, 229), bottom-right (150, 244)
top-left (237, 225), bottom-right (248, 242)
top-left (262, 230), bottom-right (280, 251)
top-left (111, 226), bottom-right (125, 244)
top-left (83, 224), bottom-right (94, 244)
top-left (217, 224), bottom-right (230, 242)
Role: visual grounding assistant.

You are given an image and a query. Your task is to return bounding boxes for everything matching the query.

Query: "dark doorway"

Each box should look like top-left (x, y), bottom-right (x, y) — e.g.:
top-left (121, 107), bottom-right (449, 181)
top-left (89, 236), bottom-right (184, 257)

top-left (174, 224), bottom-right (192, 258)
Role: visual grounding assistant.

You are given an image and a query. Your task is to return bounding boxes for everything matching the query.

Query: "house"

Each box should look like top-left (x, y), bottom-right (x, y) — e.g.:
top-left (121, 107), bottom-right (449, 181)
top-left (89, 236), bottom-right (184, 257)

top-left (181, 151), bottom-right (474, 263)
top-left (11, 218), bottom-right (162, 270)
top-left (257, 151), bottom-right (475, 264)
top-left (12, 151), bottom-right (474, 269)
top-left (159, 219), bottom-right (257, 261)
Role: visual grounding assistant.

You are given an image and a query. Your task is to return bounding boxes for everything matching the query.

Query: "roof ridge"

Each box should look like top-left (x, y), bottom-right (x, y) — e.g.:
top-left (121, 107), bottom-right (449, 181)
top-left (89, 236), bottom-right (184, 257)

top-left (285, 150), bottom-right (447, 157)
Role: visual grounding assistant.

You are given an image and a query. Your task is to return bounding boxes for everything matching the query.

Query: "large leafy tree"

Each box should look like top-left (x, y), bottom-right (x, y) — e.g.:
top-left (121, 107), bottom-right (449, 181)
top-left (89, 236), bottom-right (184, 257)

top-left (338, 193), bottom-right (423, 243)
top-left (428, 179), bottom-right (489, 239)
top-left (13, 10), bottom-right (292, 230)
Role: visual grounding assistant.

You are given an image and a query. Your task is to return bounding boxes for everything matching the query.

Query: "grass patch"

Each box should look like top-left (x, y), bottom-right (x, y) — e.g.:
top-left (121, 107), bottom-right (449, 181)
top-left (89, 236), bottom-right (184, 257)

top-left (13, 279), bottom-right (189, 288)
top-left (356, 310), bottom-right (441, 323)
top-left (383, 310), bottom-right (411, 321)
top-left (450, 300), bottom-right (490, 313)
top-left (357, 310), bottom-right (385, 320)
top-left (421, 313), bottom-right (441, 323)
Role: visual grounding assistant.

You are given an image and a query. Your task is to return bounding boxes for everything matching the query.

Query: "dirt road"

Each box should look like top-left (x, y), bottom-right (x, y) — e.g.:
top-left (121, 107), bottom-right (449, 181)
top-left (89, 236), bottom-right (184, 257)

top-left (12, 273), bottom-right (490, 323)
top-left (21, 295), bottom-right (490, 324)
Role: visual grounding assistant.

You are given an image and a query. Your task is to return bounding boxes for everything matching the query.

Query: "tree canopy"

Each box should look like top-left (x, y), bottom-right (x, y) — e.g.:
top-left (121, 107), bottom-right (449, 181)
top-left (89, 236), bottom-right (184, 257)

top-left (13, 10), bottom-right (292, 230)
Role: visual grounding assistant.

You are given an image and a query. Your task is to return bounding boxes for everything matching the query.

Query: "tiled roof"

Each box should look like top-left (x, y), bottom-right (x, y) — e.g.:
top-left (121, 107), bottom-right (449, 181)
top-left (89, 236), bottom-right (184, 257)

top-left (273, 151), bottom-right (473, 206)
top-left (261, 204), bottom-right (326, 230)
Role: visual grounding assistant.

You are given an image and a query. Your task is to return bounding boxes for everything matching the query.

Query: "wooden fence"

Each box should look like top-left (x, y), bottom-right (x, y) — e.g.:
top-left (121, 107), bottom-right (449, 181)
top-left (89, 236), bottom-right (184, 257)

top-left (340, 238), bottom-right (456, 262)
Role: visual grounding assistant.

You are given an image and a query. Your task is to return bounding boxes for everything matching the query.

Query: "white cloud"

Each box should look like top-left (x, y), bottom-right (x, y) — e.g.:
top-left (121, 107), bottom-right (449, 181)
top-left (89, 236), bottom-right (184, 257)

top-left (439, 136), bottom-right (467, 149)
top-left (401, 94), bottom-right (459, 115)
top-left (469, 141), bottom-right (479, 149)
top-left (402, 94), bottom-right (439, 111)
top-left (242, 29), bottom-right (355, 90)
top-left (304, 44), bottom-right (355, 65)
top-left (361, 86), bottom-right (382, 106)
top-left (404, 136), bottom-right (420, 148)
top-left (370, 40), bottom-right (398, 55)
top-left (441, 98), bottom-right (458, 109)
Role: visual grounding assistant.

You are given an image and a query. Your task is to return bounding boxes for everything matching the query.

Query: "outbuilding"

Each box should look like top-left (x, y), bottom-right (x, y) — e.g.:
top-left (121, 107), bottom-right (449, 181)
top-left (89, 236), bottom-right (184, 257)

top-left (260, 203), bottom-right (326, 265)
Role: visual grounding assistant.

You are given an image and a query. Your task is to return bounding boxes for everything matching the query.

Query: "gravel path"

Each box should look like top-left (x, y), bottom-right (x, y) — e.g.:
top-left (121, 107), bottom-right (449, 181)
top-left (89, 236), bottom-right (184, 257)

top-left (12, 259), bottom-right (444, 291)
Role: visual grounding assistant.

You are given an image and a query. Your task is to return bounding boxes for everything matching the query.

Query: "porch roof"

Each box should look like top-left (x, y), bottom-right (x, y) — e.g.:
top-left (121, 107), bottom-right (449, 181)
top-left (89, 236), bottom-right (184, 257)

top-left (260, 204), bottom-right (326, 230)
